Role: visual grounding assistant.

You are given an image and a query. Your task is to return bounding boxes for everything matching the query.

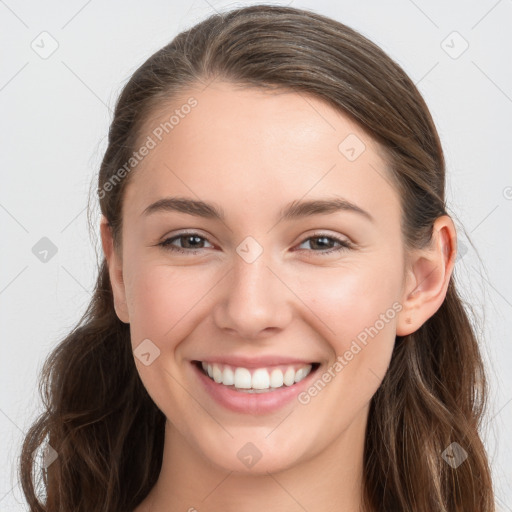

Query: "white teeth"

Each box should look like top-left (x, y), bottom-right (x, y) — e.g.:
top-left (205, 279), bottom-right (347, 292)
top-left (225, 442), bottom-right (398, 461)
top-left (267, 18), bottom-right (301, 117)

top-left (283, 367), bottom-right (296, 386)
top-left (251, 368), bottom-right (270, 390)
top-left (222, 365), bottom-right (234, 386)
top-left (233, 367), bottom-right (252, 389)
top-left (201, 362), bottom-right (313, 391)
top-left (212, 365), bottom-right (223, 383)
top-left (294, 367), bottom-right (306, 383)
top-left (269, 368), bottom-right (284, 388)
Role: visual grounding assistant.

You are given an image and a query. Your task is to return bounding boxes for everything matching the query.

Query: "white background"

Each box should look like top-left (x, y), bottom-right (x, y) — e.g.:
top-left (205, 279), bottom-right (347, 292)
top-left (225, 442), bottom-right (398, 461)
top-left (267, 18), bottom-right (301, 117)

top-left (1, 0), bottom-right (511, 509)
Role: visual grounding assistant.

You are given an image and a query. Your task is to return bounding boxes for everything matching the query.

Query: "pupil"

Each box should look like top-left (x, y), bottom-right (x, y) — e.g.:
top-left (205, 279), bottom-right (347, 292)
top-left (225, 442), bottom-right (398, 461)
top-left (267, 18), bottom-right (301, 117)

top-left (185, 235), bottom-right (202, 248)
top-left (314, 237), bottom-right (330, 249)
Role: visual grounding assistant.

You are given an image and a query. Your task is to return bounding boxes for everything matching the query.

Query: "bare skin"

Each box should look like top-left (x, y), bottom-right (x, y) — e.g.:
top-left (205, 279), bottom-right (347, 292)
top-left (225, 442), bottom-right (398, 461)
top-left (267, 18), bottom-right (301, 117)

top-left (100, 80), bottom-right (456, 512)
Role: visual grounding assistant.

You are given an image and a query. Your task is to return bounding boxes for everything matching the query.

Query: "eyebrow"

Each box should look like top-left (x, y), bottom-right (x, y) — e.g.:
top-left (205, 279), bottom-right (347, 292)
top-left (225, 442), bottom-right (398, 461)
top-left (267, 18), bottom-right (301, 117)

top-left (141, 196), bottom-right (374, 223)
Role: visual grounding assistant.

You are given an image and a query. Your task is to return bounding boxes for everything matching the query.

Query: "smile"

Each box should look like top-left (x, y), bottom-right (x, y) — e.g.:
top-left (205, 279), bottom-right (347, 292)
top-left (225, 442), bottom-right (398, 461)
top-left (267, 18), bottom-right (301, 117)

top-left (194, 361), bottom-right (320, 393)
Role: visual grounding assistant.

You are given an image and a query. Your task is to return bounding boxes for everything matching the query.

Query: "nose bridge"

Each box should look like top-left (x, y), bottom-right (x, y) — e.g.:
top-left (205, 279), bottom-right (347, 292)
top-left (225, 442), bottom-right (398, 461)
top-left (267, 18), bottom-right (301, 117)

top-left (214, 235), bottom-right (292, 337)
top-left (234, 248), bottom-right (274, 300)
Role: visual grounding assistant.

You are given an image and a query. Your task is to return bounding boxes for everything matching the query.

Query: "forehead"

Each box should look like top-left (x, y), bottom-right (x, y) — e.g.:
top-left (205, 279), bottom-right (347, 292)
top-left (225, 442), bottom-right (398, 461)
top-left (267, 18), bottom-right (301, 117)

top-left (122, 81), bottom-right (401, 228)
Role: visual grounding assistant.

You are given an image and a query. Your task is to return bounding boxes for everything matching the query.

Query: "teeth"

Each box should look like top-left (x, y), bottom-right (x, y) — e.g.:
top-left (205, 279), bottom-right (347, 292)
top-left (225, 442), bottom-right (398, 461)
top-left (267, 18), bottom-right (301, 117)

top-left (201, 361), bottom-right (313, 391)
top-left (284, 367), bottom-right (295, 386)
top-left (252, 368), bottom-right (270, 390)
top-left (212, 365), bottom-right (223, 383)
top-left (223, 366), bottom-right (234, 386)
top-left (294, 367), bottom-right (307, 383)
top-left (233, 367), bottom-right (251, 389)
top-left (269, 368), bottom-right (284, 388)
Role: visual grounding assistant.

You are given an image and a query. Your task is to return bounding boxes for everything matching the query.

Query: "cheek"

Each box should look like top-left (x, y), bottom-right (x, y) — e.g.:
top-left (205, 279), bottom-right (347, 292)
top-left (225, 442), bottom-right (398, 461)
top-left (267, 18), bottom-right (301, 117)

top-left (294, 260), bottom-right (401, 397)
top-left (125, 265), bottom-right (213, 414)
top-left (297, 261), bottom-right (401, 342)
top-left (126, 265), bottom-right (214, 342)
top-left (293, 272), bottom-right (399, 422)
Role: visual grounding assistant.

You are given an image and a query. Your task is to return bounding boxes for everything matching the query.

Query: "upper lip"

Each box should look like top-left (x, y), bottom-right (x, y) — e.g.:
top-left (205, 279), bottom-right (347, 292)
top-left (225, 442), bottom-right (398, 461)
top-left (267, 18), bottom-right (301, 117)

top-left (193, 355), bottom-right (318, 369)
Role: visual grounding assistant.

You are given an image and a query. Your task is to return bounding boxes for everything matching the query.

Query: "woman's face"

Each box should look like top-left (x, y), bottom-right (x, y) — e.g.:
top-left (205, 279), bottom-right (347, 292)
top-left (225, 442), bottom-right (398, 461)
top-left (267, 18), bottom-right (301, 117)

top-left (108, 81), bottom-right (414, 474)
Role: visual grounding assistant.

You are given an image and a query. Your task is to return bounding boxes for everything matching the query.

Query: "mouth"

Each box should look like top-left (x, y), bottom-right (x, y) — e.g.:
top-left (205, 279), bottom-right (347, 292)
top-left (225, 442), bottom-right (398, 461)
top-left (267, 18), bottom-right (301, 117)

top-left (192, 360), bottom-right (321, 393)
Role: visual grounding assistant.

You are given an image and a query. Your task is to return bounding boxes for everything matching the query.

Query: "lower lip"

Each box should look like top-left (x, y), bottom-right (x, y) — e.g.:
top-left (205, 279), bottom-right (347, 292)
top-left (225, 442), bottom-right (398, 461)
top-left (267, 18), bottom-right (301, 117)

top-left (190, 361), bottom-right (319, 415)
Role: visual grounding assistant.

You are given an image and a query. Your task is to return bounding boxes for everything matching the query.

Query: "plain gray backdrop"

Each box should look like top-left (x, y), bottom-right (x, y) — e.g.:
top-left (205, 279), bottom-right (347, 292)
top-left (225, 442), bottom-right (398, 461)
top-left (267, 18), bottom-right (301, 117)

top-left (1, 0), bottom-right (511, 509)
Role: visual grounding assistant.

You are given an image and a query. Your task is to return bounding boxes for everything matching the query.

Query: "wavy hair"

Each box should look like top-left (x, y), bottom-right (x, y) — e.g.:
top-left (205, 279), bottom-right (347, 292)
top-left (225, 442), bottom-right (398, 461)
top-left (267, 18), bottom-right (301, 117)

top-left (19, 5), bottom-right (494, 511)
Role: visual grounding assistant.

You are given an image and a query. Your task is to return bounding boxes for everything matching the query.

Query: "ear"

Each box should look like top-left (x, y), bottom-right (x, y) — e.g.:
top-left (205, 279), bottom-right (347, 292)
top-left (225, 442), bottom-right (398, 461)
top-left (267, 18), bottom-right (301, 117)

top-left (100, 215), bottom-right (130, 324)
top-left (396, 215), bottom-right (457, 336)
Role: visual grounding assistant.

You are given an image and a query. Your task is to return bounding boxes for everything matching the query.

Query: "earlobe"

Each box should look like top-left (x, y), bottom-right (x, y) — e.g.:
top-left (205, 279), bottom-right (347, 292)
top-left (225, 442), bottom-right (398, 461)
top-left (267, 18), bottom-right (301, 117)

top-left (396, 216), bottom-right (456, 336)
top-left (100, 215), bottom-right (130, 324)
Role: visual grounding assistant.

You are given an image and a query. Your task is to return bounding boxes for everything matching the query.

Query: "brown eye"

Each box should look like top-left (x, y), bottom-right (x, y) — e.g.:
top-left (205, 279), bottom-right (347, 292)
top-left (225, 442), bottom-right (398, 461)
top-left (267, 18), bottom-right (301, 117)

top-left (296, 234), bottom-right (353, 255)
top-left (158, 232), bottom-right (213, 254)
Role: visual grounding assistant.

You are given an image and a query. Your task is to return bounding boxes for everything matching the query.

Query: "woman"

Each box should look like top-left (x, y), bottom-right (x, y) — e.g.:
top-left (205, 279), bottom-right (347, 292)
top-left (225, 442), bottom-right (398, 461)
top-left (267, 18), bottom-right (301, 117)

top-left (19, 5), bottom-right (495, 511)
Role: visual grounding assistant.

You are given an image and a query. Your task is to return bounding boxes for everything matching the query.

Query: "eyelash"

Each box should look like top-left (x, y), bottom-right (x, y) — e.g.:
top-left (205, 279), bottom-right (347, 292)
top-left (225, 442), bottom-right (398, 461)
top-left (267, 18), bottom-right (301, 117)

top-left (157, 231), bottom-right (353, 256)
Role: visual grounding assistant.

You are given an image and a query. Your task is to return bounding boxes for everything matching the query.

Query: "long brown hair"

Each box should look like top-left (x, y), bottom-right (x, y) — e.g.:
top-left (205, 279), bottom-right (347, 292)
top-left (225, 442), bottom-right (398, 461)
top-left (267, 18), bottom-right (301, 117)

top-left (19, 5), bottom-right (495, 511)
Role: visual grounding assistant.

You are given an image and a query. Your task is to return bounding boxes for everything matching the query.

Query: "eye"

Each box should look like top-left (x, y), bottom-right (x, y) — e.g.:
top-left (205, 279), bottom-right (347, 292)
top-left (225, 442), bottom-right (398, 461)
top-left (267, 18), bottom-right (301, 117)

top-left (157, 231), bottom-right (353, 256)
top-left (158, 232), bottom-right (214, 255)
top-left (295, 233), bottom-right (353, 256)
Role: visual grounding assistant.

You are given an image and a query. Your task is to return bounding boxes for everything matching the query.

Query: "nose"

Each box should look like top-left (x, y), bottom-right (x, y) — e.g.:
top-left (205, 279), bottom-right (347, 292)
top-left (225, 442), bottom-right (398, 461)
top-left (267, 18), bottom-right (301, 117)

top-left (212, 248), bottom-right (293, 340)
